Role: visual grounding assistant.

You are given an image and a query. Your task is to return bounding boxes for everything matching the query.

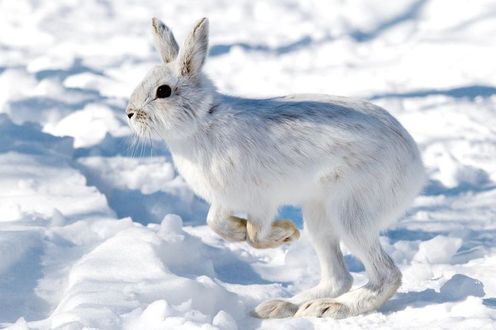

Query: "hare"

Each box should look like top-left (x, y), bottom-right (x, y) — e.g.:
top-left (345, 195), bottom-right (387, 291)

top-left (127, 17), bottom-right (425, 319)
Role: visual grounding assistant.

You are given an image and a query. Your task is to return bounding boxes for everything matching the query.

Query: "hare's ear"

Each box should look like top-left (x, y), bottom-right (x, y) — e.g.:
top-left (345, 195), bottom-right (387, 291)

top-left (177, 17), bottom-right (209, 77)
top-left (152, 17), bottom-right (179, 63)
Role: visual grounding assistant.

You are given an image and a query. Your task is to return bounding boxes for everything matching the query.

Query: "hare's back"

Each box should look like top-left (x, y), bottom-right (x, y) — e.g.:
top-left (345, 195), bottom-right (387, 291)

top-left (221, 93), bottom-right (417, 152)
top-left (235, 94), bottom-right (403, 136)
top-left (253, 94), bottom-right (420, 159)
top-left (276, 94), bottom-right (396, 123)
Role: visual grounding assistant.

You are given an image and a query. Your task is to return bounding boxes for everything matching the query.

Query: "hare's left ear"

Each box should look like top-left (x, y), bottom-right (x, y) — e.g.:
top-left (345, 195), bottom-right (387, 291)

top-left (152, 17), bottom-right (179, 63)
top-left (177, 17), bottom-right (209, 77)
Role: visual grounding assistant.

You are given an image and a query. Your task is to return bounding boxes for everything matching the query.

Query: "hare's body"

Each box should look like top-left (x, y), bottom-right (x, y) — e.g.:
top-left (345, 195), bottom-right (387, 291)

top-left (127, 18), bottom-right (425, 319)
top-left (169, 93), bottom-right (422, 226)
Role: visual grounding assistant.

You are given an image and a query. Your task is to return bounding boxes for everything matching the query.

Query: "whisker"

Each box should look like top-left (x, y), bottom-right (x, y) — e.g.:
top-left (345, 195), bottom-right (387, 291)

top-left (139, 130), bottom-right (146, 158)
top-left (131, 134), bottom-right (140, 158)
top-left (127, 135), bottom-right (135, 158)
top-left (147, 130), bottom-right (154, 158)
top-left (130, 138), bottom-right (136, 158)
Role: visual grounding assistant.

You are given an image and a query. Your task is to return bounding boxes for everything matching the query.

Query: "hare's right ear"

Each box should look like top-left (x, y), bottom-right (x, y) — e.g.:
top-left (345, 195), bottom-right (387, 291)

top-left (152, 17), bottom-right (179, 63)
top-left (177, 18), bottom-right (209, 77)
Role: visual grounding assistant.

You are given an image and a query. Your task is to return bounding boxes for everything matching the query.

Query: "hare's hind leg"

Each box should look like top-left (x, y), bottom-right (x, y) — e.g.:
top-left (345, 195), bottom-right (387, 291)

top-left (295, 199), bottom-right (401, 318)
top-left (290, 201), bottom-right (352, 304)
top-left (253, 201), bottom-right (351, 319)
top-left (295, 238), bottom-right (400, 318)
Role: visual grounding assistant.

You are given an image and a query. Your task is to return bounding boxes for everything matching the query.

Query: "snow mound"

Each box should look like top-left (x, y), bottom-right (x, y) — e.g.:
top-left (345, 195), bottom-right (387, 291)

top-left (48, 217), bottom-right (243, 329)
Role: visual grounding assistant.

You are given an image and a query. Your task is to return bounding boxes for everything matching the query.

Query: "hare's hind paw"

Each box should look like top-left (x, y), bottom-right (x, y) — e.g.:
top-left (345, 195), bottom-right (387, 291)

top-left (294, 299), bottom-right (350, 318)
top-left (209, 216), bottom-right (247, 242)
top-left (253, 299), bottom-right (298, 319)
top-left (247, 219), bottom-right (300, 249)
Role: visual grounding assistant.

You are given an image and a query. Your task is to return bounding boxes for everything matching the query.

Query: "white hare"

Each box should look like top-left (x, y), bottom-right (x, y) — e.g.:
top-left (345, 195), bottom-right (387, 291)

top-left (127, 17), bottom-right (425, 319)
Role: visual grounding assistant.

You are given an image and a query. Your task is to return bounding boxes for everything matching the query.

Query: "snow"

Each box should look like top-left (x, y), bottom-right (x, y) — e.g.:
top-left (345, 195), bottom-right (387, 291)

top-left (1, 0), bottom-right (495, 329)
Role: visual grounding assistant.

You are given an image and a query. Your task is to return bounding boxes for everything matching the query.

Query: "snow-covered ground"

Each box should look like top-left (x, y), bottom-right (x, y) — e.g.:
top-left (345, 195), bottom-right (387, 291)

top-left (1, 0), bottom-right (496, 329)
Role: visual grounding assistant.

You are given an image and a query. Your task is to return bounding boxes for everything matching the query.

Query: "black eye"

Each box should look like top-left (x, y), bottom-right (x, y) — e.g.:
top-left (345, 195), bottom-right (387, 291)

top-left (156, 84), bottom-right (172, 98)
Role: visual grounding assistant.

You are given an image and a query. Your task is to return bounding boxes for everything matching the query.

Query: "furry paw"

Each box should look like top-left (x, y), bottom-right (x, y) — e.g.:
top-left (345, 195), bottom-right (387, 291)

top-left (294, 299), bottom-right (350, 318)
top-left (253, 299), bottom-right (298, 319)
top-left (209, 216), bottom-right (247, 242)
top-left (247, 219), bottom-right (300, 249)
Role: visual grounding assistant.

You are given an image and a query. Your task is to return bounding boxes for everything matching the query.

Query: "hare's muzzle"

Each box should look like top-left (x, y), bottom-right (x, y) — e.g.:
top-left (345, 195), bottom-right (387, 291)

top-left (126, 107), bottom-right (137, 119)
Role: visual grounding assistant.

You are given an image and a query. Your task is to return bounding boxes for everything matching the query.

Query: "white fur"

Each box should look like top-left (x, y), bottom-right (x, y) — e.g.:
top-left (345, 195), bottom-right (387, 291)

top-left (127, 17), bottom-right (425, 318)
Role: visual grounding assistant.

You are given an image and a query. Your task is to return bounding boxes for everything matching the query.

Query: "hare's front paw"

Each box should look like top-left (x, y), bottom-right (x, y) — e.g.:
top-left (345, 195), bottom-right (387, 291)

top-left (247, 220), bottom-right (300, 249)
top-left (209, 216), bottom-right (247, 242)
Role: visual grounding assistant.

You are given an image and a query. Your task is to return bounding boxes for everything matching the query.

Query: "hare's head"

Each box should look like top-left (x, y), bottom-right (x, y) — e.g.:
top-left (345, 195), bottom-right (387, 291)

top-left (127, 18), bottom-right (215, 141)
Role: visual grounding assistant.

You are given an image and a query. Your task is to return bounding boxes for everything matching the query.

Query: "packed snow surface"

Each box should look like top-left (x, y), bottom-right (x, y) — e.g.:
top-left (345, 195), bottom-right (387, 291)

top-left (1, 0), bottom-right (496, 329)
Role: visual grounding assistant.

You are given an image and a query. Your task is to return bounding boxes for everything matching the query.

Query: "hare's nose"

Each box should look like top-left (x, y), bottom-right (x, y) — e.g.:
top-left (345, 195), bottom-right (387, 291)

top-left (127, 112), bottom-right (135, 119)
